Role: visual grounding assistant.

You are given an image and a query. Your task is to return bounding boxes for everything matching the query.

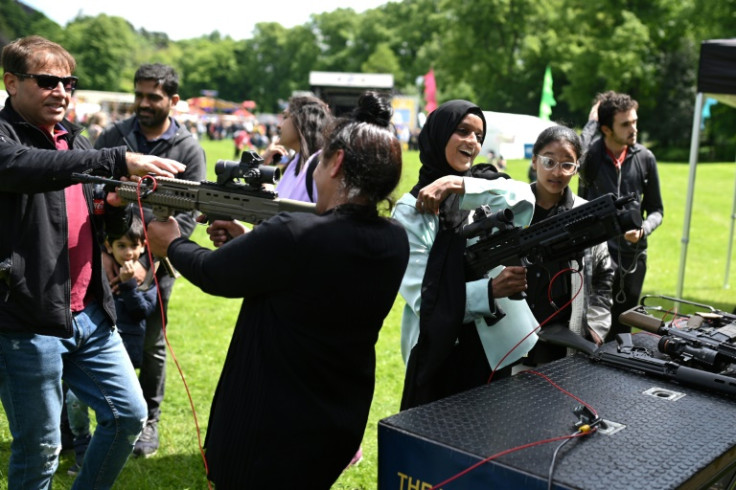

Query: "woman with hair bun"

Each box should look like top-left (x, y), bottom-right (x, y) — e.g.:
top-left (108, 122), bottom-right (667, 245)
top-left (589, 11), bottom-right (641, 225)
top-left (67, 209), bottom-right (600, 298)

top-left (146, 91), bottom-right (409, 488)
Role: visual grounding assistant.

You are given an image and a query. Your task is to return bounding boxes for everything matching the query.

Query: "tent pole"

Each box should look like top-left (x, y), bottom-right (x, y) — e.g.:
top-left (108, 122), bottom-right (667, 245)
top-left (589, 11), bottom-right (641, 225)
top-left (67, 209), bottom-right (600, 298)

top-left (677, 92), bottom-right (704, 299)
top-left (724, 149), bottom-right (736, 288)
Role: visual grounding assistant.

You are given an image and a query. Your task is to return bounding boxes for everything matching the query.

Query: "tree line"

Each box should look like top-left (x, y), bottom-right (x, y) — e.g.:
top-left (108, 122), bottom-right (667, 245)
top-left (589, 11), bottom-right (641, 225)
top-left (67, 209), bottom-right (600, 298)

top-left (1, 0), bottom-right (734, 160)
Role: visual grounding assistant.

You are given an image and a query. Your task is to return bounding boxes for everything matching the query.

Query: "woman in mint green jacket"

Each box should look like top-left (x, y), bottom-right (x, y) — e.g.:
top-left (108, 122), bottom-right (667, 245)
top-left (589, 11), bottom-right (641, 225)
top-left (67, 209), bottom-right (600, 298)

top-left (393, 100), bottom-right (538, 410)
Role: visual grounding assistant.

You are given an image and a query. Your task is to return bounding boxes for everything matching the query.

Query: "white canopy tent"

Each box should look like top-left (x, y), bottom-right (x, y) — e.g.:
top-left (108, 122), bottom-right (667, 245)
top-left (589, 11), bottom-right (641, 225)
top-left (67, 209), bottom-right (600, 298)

top-left (678, 39), bottom-right (736, 297)
top-left (480, 111), bottom-right (558, 160)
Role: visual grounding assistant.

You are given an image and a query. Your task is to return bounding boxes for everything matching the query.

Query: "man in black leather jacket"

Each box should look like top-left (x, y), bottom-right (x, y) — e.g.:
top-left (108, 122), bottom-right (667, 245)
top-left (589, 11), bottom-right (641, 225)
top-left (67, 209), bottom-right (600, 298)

top-left (0, 36), bottom-right (185, 488)
top-left (578, 91), bottom-right (664, 342)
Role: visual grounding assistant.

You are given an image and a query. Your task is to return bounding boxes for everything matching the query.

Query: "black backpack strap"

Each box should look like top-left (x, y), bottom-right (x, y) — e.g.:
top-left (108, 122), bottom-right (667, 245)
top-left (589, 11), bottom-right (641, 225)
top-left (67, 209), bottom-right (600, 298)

top-left (305, 154), bottom-right (321, 203)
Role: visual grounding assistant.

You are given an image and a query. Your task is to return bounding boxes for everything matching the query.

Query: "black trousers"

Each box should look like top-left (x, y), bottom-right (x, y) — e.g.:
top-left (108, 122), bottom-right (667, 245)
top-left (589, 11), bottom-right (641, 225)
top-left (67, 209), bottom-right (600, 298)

top-left (140, 273), bottom-right (175, 422)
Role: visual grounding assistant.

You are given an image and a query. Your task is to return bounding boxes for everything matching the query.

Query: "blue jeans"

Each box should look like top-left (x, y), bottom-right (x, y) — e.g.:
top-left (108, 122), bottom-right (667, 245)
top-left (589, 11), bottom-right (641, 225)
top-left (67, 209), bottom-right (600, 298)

top-left (66, 389), bottom-right (91, 439)
top-left (0, 301), bottom-right (147, 489)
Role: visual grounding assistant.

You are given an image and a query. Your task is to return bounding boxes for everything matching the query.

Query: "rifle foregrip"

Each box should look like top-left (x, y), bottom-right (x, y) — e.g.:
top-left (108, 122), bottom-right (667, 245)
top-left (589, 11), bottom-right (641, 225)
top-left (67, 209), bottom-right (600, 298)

top-left (619, 307), bottom-right (664, 334)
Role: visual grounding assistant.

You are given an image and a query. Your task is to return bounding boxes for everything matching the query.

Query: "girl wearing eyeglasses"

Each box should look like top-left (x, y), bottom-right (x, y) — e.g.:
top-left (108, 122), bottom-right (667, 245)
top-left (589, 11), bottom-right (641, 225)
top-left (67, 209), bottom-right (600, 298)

top-left (519, 125), bottom-right (614, 368)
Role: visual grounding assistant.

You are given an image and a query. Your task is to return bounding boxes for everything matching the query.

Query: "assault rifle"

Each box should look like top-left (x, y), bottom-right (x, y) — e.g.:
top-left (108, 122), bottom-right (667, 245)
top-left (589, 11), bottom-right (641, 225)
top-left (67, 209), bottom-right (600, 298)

top-left (72, 150), bottom-right (316, 224)
top-left (535, 320), bottom-right (736, 398)
top-left (462, 192), bottom-right (642, 281)
top-left (619, 296), bottom-right (736, 373)
top-left (592, 332), bottom-right (736, 397)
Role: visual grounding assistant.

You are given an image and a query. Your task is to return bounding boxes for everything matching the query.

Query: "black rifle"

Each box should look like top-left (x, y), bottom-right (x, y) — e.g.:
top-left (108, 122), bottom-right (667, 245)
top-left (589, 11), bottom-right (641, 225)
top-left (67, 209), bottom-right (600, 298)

top-left (463, 192), bottom-right (642, 282)
top-left (593, 333), bottom-right (736, 396)
top-left (72, 150), bottom-right (315, 224)
top-left (536, 324), bottom-right (736, 397)
top-left (619, 296), bottom-right (736, 373)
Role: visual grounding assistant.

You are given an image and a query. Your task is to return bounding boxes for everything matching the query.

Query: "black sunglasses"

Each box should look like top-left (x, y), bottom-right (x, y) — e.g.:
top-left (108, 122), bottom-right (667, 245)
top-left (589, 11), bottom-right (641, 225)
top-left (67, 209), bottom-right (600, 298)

top-left (13, 73), bottom-right (78, 93)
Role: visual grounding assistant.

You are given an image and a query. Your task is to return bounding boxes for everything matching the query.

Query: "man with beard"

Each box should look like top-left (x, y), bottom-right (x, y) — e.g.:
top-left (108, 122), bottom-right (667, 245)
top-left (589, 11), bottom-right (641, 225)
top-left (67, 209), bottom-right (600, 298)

top-left (578, 91), bottom-right (663, 342)
top-left (95, 63), bottom-right (206, 457)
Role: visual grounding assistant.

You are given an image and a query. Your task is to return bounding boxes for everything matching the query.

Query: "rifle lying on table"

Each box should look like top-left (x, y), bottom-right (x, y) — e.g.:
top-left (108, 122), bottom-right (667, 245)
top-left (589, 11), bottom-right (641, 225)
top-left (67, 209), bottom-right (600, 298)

top-left (72, 150), bottom-right (316, 224)
top-left (534, 312), bottom-right (736, 398)
top-left (462, 192), bottom-right (642, 282)
top-left (619, 296), bottom-right (736, 374)
top-left (591, 332), bottom-right (736, 397)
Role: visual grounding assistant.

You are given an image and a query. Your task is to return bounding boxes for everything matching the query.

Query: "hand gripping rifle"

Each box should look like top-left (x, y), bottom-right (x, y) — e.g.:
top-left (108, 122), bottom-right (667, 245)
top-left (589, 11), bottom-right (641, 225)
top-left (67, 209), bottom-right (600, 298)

top-left (72, 150), bottom-right (316, 225)
top-left (462, 192), bottom-right (642, 283)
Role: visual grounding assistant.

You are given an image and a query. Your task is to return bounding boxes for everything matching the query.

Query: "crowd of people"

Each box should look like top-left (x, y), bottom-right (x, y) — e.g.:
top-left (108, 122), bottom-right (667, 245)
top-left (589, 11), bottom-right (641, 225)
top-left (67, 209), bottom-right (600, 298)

top-left (0, 34), bottom-right (662, 489)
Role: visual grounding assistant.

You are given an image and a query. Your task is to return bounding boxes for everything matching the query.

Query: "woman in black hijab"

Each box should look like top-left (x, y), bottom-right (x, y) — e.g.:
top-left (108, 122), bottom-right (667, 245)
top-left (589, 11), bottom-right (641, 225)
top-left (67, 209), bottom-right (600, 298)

top-left (393, 100), bottom-right (539, 410)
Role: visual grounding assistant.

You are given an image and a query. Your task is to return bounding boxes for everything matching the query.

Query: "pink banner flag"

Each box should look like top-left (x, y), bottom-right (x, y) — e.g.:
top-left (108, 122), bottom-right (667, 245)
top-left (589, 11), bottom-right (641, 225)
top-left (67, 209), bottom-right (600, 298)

top-left (424, 68), bottom-right (437, 113)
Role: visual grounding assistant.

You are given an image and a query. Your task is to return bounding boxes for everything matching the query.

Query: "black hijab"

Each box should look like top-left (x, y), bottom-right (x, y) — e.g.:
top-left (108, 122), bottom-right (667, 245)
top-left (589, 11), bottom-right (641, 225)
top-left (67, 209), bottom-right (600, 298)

top-left (411, 100), bottom-right (486, 196)
top-left (402, 101), bottom-right (507, 410)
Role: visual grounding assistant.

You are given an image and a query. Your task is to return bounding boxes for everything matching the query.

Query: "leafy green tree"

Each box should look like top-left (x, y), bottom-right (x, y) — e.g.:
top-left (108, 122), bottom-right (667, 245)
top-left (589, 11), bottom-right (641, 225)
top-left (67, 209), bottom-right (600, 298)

top-left (176, 35), bottom-right (241, 101)
top-left (434, 0), bottom-right (549, 113)
top-left (308, 9), bottom-right (363, 72)
top-left (383, 0), bottom-right (445, 86)
top-left (361, 42), bottom-right (401, 76)
top-left (234, 22), bottom-right (320, 112)
top-left (550, 0), bottom-right (697, 148)
top-left (62, 15), bottom-right (142, 92)
top-left (0, 0), bottom-right (64, 47)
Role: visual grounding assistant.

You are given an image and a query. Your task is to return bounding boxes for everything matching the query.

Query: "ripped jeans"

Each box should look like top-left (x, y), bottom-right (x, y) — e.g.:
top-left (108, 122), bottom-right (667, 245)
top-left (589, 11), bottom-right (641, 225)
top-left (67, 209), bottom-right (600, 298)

top-left (0, 301), bottom-right (147, 489)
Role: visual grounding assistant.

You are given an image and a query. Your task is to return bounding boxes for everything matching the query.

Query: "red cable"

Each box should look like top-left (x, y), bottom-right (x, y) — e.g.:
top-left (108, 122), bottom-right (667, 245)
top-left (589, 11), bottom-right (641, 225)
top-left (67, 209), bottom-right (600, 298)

top-left (487, 267), bottom-right (583, 384)
top-left (430, 370), bottom-right (597, 489)
top-left (135, 177), bottom-right (213, 490)
top-left (523, 370), bottom-right (598, 417)
top-left (431, 268), bottom-right (597, 488)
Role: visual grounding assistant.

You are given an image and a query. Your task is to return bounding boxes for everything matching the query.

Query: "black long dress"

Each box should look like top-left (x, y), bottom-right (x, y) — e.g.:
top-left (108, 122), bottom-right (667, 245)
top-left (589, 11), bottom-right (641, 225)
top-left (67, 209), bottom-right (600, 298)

top-left (168, 205), bottom-right (409, 489)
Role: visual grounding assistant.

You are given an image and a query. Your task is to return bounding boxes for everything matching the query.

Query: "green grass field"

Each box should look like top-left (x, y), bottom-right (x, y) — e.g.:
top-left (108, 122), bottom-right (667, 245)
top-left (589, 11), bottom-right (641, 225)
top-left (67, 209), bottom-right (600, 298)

top-left (1, 138), bottom-right (734, 489)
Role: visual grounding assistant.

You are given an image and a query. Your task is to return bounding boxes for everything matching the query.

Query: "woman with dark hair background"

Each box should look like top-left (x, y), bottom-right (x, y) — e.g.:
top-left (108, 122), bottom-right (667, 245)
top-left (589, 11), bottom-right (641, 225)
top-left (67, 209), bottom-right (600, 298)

top-left (262, 95), bottom-right (332, 202)
top-left (146, 92), bottom-right (409, 488)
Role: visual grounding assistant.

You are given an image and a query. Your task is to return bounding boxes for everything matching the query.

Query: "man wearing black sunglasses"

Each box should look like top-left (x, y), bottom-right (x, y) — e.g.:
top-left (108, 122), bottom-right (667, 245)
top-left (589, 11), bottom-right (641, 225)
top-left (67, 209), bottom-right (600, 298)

top-left (10, 72), bottom-right (79, 93)
top-left (0, 35), bottom-right (187, 489)
top-left (95, 62), bottom-right (207, 459)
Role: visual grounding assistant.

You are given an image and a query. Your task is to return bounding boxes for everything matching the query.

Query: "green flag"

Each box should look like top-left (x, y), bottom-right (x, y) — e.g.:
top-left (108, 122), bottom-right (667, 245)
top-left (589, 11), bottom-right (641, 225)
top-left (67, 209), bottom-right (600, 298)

top-left (539, 65), bottom-right (556, 121)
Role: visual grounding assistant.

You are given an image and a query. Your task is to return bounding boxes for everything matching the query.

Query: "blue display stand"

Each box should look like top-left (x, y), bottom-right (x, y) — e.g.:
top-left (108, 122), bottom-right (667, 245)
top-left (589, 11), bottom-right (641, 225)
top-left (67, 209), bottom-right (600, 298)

top-left (379, 355), bottom-right (736, 489)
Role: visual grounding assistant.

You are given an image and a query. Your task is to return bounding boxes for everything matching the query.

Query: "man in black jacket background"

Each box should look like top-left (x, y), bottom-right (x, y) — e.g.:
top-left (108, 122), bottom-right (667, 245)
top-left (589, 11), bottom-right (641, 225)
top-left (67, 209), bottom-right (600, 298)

top-left (578, 91), bottom-right (664, 342)
top-left (95, 62), bottom-right (206, 458)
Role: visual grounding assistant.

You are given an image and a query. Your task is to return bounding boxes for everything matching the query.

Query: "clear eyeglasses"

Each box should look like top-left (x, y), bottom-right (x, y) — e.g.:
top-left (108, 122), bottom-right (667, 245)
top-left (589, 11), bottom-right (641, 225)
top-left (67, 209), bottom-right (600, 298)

top-left (535, 155), bottom-right (578, 175)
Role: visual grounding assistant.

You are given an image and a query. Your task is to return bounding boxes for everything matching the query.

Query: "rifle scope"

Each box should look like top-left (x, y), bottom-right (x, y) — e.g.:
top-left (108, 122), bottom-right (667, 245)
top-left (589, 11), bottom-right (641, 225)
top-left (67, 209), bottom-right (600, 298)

top-left (462, 206), bottom-right (515, 239)
top-left (215, 150), bottom-right (281, 187)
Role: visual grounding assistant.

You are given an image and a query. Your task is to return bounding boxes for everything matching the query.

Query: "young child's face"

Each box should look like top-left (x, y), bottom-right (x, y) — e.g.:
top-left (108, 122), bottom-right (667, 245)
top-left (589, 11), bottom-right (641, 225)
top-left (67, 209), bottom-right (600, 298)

top-left (105, 236), bottom-right (145, 266)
